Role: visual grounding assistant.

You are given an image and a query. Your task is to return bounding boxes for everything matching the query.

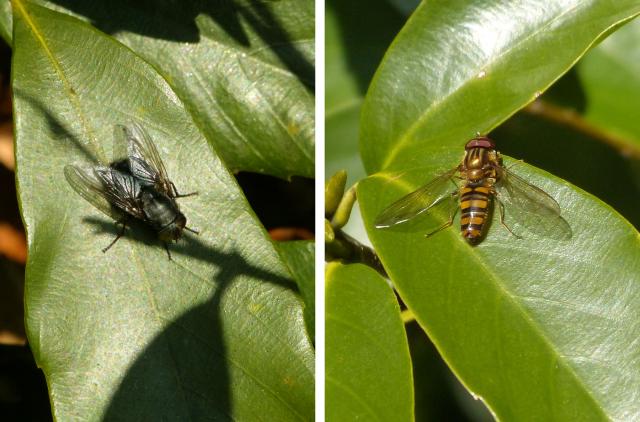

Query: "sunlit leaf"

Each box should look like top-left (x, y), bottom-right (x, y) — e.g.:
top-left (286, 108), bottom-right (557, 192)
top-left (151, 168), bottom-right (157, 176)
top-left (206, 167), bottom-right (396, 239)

top-left (326, 263), bottom-right (413, 421)
top-left (359, 163), bottom-right (640, 420)
top-left (358, 1), bottom-right (640, 420)
top-left (277, 240), bottom-right (315, 342)
top-left (12, 2), bottom-right (313, 419)
top-left (3, 0), bottom-right (314, 178)
top-left (360, 1), bottom-right (640, 173)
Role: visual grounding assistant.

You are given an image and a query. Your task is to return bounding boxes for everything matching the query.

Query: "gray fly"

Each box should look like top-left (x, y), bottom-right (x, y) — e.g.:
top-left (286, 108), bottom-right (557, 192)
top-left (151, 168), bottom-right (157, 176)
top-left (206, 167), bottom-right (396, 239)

top-left (64, 123), bottom-right (198, 259)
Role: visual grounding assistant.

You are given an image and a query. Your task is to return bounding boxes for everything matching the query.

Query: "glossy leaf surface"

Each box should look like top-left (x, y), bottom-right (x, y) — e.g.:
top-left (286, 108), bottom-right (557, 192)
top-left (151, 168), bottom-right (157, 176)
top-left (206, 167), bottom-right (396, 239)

top-left (360, 1), bottom-right (640, 173)
top-left (3, 0), bottom-right (315, 178)
top-left (326, 263), bottom-right (413, 422)
top-left (12, 2), bottom-right (313, 419)
top-left (359, 161), bottom-right (640, 420)
top-left (358, 1), bottom-right (640, 420)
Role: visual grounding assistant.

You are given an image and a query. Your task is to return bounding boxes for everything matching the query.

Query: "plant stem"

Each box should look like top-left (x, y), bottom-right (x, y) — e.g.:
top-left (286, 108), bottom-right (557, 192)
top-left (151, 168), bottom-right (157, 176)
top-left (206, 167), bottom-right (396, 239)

top-left (325, 227), bottom-right (387, 278)
top-left (524, 99), bottom-right (640, 159)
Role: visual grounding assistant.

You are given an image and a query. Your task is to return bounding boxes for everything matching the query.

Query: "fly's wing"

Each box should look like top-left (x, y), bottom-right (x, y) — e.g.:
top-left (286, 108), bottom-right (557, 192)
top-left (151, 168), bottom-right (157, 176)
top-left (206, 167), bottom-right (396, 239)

top-left (64, 165), bottom-right (145, 221)
top-left (375, 168), bottom-right (459, 229)
top-left (496, 166), bottom-right (572, 240)
top-left (65, 165), bottom-right (124, 221)
top-left (116, 123), bottom-right (174, 196)
top-left (111, 124), bottom-right (129, 165)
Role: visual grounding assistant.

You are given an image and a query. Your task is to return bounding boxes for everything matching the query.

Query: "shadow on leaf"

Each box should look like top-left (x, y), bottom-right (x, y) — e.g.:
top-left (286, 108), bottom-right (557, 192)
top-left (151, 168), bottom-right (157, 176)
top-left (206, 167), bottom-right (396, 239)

top-left (82, 216), bottom-right (301, 419)
top-left (47, 0), bottom-right (314, 90)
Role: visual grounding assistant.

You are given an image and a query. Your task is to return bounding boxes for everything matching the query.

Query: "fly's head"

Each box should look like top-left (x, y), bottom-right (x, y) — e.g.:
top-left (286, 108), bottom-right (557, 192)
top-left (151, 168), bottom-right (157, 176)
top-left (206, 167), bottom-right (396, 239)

top-left (463, 136), bottom-right (498, 182)
top-left (159, 213), bottom-right (187, 242)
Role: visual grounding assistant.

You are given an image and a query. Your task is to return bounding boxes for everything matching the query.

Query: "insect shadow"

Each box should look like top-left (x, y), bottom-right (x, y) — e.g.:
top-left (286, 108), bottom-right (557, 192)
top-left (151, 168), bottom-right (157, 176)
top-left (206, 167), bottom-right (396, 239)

top-left (18, 93), bottom-right (307, 420)
top-left (84, 216), bottom-right (301, 419)
top-left (83, 216), bottom-right (298, 290)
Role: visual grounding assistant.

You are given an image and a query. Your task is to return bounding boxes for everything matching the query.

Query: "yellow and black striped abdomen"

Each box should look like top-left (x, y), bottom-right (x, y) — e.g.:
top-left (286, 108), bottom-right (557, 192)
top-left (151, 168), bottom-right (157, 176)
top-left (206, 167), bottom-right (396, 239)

top-left (460, 184), bottom-right (492, 244)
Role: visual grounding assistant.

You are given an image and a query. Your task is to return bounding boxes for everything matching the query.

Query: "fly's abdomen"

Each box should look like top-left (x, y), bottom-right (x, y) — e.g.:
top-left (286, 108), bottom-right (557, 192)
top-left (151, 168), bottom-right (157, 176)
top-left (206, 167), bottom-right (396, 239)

top-left (460, 185), bottom-right (492, 244)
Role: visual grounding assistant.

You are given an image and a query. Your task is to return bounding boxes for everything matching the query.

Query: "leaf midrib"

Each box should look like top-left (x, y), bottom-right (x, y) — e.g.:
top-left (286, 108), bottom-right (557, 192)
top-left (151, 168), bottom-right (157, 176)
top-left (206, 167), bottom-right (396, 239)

top-left (13, 0), bottom-right (103, 161)
top-left (363, 172), bottom-right (611, 418)
top-left (380, 211), bottom-right (611, 420)
top-left (380, 2), bottom-right (587, 170)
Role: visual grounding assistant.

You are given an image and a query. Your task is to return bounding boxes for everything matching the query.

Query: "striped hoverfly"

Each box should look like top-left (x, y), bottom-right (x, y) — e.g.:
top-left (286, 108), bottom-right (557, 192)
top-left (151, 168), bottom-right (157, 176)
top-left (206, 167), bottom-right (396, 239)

top-left (64, 123), bottom-right (198, 259)
top-left (374, 136), bottom-right (571, 244)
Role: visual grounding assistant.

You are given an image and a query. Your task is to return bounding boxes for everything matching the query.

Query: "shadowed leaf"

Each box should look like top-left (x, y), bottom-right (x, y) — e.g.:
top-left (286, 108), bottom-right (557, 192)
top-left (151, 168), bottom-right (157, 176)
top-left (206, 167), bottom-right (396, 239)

top-left (12, 2), bottom-right (314, 419)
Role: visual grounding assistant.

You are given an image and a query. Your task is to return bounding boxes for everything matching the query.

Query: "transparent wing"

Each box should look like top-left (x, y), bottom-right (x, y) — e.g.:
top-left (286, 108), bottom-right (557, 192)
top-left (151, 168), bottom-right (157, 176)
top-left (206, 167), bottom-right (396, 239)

top-left (93, 167), bottom-right (146, 219)
top-left (496, 166), bottom-right (572, 240)
top-left (115, 123), bottom-right (174, 196)
top-left (65, 165), bottom-right (125, 221)
top-left (64, 165), bottom-right (145, 221)
top-left (111, 123), bottom-right (129, 164)
top-left (375, 168), bottom-right (458, 228)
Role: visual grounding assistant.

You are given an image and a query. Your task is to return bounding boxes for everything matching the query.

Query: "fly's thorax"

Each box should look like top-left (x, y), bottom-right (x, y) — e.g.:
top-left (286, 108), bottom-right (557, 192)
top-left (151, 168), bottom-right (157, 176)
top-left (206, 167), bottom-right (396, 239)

top-left (141, 188), bottom-right (182, 230)
top-left (462, 146), bottom-right (501, 183)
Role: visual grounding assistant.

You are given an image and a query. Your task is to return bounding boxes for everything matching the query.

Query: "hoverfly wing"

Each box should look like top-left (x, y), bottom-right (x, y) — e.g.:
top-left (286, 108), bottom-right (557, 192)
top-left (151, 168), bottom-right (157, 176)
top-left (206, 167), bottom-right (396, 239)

top-left (117, 123), bottom-right (174, 196)
top-left (64, 165), bottom-right (126, 221)
top-left (375, 168), bottom-right (458, 228)
top-left (65, 165), bottom-right (146, 221)
top-left (496, 167), bottom-right (572, 240)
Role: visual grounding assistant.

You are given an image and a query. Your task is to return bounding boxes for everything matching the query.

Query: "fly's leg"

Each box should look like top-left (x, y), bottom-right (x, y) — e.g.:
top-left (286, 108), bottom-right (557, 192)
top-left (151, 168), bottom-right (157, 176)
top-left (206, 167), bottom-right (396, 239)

top-left (102, 219), bottom-right (128, 253)
top-left (175, 191), bottom-right (198, 198)
top-left (163, 242), bottom-right (173, 260)
top-left (171, 181), bottom-right (198, 198)
top-left (496, 198), bottom-right (522, 239)
top-left (425, 199), bottom-right (459, 238)
top-left (425, 219), bottom-right (454, 238)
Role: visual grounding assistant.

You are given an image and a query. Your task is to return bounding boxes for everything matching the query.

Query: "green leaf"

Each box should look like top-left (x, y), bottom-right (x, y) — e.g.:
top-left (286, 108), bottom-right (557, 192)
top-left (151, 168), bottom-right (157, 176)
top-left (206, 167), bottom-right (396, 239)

top-left (12, 2), bottom-right (313, 419)
top-left (576, 17), bottom-right (640, 152)
top-left (326, 263), bottom-right (413, 421)
top-left (276, 240), bottom-right (315, 342)
top-left (3, 0), bottom-right (314, 179)
top-left (358, 2), bottom-right (640, 419)
top-left (360, 1), bottom-right (640, 174)
top-left (358, 162), bottom-right (640, 420)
